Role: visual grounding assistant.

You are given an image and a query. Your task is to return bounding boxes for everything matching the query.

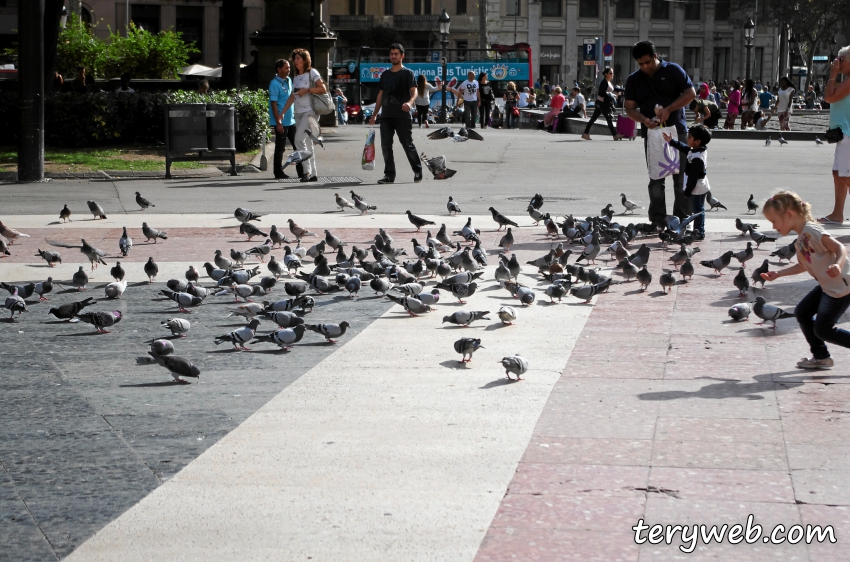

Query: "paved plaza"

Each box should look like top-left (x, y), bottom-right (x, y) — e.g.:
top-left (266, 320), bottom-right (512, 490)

top-left (1, 125), bottom-right (849, 561)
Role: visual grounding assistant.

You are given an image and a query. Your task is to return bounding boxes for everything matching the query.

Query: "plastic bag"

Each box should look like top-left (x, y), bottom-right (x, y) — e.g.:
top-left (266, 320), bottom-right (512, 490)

top-left (646, 126), bottom-right (680, 180)
top-left (361, 128), bottom-right (376, 171)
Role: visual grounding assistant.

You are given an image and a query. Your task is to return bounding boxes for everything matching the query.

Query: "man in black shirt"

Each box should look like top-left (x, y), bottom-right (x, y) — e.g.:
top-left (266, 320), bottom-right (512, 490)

top-left (369, 43), bottom-right (423, 184)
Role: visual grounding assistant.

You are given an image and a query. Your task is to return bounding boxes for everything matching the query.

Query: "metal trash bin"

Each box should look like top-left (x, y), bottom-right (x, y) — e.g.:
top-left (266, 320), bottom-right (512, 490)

top-left (166, 104), bottom-right (208, 152)
top-left (206, 103), bottom-right (236, 151)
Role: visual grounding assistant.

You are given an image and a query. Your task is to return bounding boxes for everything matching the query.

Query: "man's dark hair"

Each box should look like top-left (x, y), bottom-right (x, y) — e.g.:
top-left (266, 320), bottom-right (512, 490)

top-left (274, 58), bottom-right (288, 69)
top-left (120, 72), bottom-right (131, 83)
top-left (631, 41), bottom-right (657, 61)
top-left (77, 66), bottom-right (85, 72)
top-left (689, 124), bottom-right (711, 146)
top-left (571, 87), bottom-right (581, 93)
top-left (389, 43), bottom-right (405, 55)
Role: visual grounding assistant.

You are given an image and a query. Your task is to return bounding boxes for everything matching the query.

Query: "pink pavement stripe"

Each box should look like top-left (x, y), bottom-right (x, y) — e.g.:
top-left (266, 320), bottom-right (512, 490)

top-left (474, 230), bottom-right (850, 561)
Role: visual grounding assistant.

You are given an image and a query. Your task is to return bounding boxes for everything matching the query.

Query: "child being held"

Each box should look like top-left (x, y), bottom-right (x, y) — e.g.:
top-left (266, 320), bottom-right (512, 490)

top-left (761, 191), bottom-right (850, 370)
top-left (662, 124), bottom-right (712, 240)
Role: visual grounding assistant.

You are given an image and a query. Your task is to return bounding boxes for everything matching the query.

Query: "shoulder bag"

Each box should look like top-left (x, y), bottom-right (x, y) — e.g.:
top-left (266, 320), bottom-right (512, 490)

top-left (308, 71), bottom-right (334, 115)
top-left (825, 126), bottom-right (844, 144)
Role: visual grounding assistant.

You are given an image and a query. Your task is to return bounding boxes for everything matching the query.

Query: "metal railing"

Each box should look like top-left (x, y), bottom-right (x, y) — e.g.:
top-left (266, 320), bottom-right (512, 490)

top-left (329, 15), bottom-right (375, 30)
top-left (393, 14), bottom-right (438, 29)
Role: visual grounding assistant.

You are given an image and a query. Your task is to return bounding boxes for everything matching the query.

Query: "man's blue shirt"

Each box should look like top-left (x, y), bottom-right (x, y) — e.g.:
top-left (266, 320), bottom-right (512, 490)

top-left (624, 60), bottom-right (694, 136)
top-left (269, 76), bottom-right (295, 127)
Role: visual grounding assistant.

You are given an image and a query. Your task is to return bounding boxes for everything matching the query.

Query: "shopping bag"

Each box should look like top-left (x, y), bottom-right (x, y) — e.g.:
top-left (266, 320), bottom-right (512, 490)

top-left (361, 128), bottom-right (376, 171)
top-left (646, 126), bottom-right (680, 180)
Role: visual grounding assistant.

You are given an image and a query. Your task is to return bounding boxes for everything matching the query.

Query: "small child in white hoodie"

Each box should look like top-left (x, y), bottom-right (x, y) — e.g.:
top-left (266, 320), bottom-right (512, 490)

top-left (662, 124), bottom-right (712, 240)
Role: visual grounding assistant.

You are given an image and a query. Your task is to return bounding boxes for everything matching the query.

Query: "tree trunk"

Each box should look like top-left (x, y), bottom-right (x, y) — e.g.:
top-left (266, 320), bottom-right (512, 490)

top-left (221, 0), bottom-right (245, 90)
top-left (43, 0), bottom-right (64, 93)
top-left (478, 0), bottom-right (488, 50)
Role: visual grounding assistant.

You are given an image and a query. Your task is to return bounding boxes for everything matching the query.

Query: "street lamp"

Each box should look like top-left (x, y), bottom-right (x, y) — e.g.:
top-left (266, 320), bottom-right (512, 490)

top-left (60, 6), bottom-right (69, 28)
top-left (830, 37), bottom-right (837, 59)
top-left (438, 9), bottom-right (451, 124)
top-left (744, 18), bottom-right (755, 80)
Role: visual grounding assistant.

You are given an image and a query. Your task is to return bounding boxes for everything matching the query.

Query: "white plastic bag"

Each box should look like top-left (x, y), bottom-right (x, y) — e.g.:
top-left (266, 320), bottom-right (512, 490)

top-left (361, 128), bottom-right (376, 171)
top-left (646, 126), bottom-right (680, 180)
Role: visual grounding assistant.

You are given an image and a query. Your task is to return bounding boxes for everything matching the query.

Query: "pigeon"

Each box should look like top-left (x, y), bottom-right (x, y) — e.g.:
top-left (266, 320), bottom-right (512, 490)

top-left (447, 196), bottom-right (461, 215)
top-left (264, 296), bottom-right (310, 313)
top-left (104, 280), bottom-right (126, 299)
top-left (161, 289), bottom-right (203, 313)
top-left (203, 262), bottom-right (229, 282)
top-left (728, 302), bottom-right (753, 322)
top-left (134, 191), bottom-right (154, 210)
top-left (2, 282), bottom-right (35, 300)
top-left (217, 282), bottom-right (261, 302)
top-left (225, 302), bottom-right (265, 321)
top-left (234, 207), bottom-right (263, 223)
top-left (59, 204), bottom-right (72, 222)
top-left (324, 230), bottom-right (347, 251)
top-left (530, 193), bottom-right (544, 210)
top-left (497, 228), bottom-right (514, 253)
top-left (735, 218), bottom-right (759, 235)
top-left (287, 219), bottom-right (317, 239)
top-left (214, 318), bottom-right (260, 350)
top-left (570, 279), bottom-right (610, 303)
top-left (0, 221), bottom-right (30, 244)
top-left (251, 325), bottom-right (307, 351)
top-left (269, 225), bottom-right (290, 247)
top-left (735, 242), bottom-right (754, 266)
top-left (752, 296), bottom-right (793, 329)
top-left (344, 276), bottom-right (361, 297)
top-left (627, 244), bottom-right (651, 268)
top-left (304, 128), bottom-right (324, 149)
top-left (622, 260), bottom-right (640, 281)
top-left (527, 249), bottom-right (556, 269)
top-left (4, 291), bottom-right (26, 319)
top-left (507, 254), bottom-right (521, 279)
top-left (770, 242), bottom-right (796, 264)
top-left (48, 297), bottom-right (94, 320)
top-left (545, 282), bottom-right (569, 302)
top-left (680, 259), bottom-right (695, 281)
top-left (746, 194), bottom-right (759, 215)
top-left (386, 294), bottom-right (434, 316)
top-left (392, 282), bottom-right (424, 296)
top-left (434, 281), bottom-right (477, 303)
top-left (427, 126), bottom-right (455, 140)
top-left (620, 193), bottom-right (642, 214)
top-left (417, 288), bottom-right (440, 306)
top-left (74, 310), bottom-right (122, 333)
top-left (117, 226), bottom-right (133, 257)
top-left (264, 310), bottom-right (304, 329)
top-left (659, 270), bottom-right (676, 293)
top-left (266, 255), bottom-right (285, 279)
top-left (751, 259), bottom-right (770, 288)
top-left (147, 352), bottom-right (200, 383)
top-left (500, 355), bottom-right (528, 380)
top-left (733, 267), bottom-right (750, 297)
top-left (575, 232), bottom-right (601, 265)
top-left (455, 127), bottom-right (484, 141)
top-left (778, 135), bottom-right (788, 145)
top-left (815, 137), bottom-right (823, 146)
top-left (144, 257), bottom-right (159, 283)
top-left (36, 249), bottom-right (62, 267)
top-left (748, 227), bottom-right (777, 249)
top-left (497, 305), bottom-right (517, 325)
top-left (0, 239), bottom-right (9, 258)
top-left (46, 239), bottom-right (107, 270)
top-left (442, 310), bottom-right (490, 326)
top-left (527, 205), bottom-right (545, 225)
top-left (370, 277), bottom-right (392, 295)
top-left (335, 193), bottom-right (355, 212)
top-left (283, 281), bottom-right (309, 296)
top-left (306, 321), bottom-right (350, 343)
top-left (214, 250), bottom-right (234, 271)
top-left (420, 152), bottom-right (457, 180)
top-left (32, 278), bottom-right (54, 301)
top-left (350, 191), bottom-right (377, 215)
top-left (765, 136), bottom-right (771, 147)
top-left (161, 318), bottom-right (191, 337)
top-left (282, 150), bottom-right (314, 170)
top-left (454, 337), bottom-right (484, 363)
top-left (706, 191), bottom-right (728, 211)
top-left (246, 239), bottom-right (273, 262)
top-left (668, 246), bottom-right (690, 269)
top-left (186, 282), bottom-right (209, 300)
top-left (240, 222), bottom-right (268, 240)
top-left (636, 266), bottom-right (652, 290)
top-left (516, 285), bottom-right (536, 306)
top-left (149, 339), bottom-right (174, 356)
top-left (72, 266), bottom-right (89, 290)
top-left (141, 222), bottom-right (168, 243)
top-left (488, 207), bottom-right (519, 230)
top-left (282, 246), bottom-right (302, 274)
top-left (186, 265), bottom-right (200, 282)
top-left (700, 250), bottom-right (735, 275)
top-left (87, 200), bottom-right (107, 219)
top-left (401, 210), bottom-right (435, 232)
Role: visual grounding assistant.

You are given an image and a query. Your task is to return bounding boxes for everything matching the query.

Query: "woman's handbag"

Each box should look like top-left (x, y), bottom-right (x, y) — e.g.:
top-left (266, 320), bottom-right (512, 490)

top-left (510, 105), bottom-right (520, 117)
top-left (825, 126), bottom-right (844, 144)
top-left (309, 72), bottom-right (334, 115)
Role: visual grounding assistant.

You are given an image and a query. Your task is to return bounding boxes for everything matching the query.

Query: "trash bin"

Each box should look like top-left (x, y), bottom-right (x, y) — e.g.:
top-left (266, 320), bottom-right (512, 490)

top-left (166, 104), bottom-right (208, 152)
top-left (206, 103), bottom-right (236, 151)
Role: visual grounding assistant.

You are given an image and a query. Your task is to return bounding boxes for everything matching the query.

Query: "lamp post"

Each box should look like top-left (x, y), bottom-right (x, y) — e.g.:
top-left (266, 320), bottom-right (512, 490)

top-left (60, 6), bottom-right (68, 28)
top-left (744, 18), bottom-right (755, 80)
top-left (789, 34), bottom-right (801, 91)
top-left (438, 9), bottom-right (451, 124)
top-left (830, 36), bottom-right (837, 59)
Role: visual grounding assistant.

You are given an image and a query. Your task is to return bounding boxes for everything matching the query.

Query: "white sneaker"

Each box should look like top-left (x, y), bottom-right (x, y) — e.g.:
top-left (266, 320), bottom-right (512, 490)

top-left (796, 357), bottom-right (834, 370)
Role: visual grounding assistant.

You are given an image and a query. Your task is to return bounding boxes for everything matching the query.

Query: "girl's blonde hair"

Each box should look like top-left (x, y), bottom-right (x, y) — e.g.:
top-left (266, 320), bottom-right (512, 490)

top-left (506, 81), bottom-right (516, 91)
top-left (553, 86), bottom-right (562, 94)
top-left (763, 190), bottom-right (814, 222)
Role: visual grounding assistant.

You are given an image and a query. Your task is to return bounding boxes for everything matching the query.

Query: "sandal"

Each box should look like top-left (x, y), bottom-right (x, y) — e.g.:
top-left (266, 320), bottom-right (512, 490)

top-left (817, 217), bottom-right (845, 225)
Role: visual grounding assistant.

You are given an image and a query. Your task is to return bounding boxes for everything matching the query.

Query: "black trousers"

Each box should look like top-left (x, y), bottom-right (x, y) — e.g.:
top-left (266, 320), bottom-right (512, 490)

top-left (273, 125), bottom-right (302, 178)
top-left (584, 105), bottom-right (617, 136)
top-left (795, 285), bottom-right (850, 359)
top-left (380, 117), bottom-right (422, 179)
top-left (463, 103), bottom-right (479, 128)
top-left (480, 101), bottom-right (492, 127)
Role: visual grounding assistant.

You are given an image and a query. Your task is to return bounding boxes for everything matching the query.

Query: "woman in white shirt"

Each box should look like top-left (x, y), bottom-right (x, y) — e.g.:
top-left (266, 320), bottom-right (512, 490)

top-left (280, 48), bottom-right (327, 182)
top-left (772, 76), bottom-right (796, 132)
top-left (414, 75), bottom-right (438, 128)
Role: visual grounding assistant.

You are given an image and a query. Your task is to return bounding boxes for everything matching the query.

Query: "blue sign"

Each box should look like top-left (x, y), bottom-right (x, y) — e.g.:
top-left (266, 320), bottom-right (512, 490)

top-left (360, 62), bottom-right (529, 83)
top-left (583, 42), bottom-right (597, 61)
top-left (431, 51), bottom-right (440, 63)
top-left (348, 62), bottom-right (356, 73)
top-left (602, 42), bottom-right (614, 57)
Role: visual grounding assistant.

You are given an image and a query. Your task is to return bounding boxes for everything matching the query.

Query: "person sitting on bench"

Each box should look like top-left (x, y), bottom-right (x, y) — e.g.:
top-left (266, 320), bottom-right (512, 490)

top-left (561, 87), bottom-right (587, 118)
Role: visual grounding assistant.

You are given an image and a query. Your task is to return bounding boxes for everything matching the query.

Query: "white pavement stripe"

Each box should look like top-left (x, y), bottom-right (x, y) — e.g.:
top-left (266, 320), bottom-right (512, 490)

top-left (1, 214), bottom-right (773, 232)
top-left (65, 266), bottom-right (592, 562)
top-left (0, 262), bottom-right (269, 284)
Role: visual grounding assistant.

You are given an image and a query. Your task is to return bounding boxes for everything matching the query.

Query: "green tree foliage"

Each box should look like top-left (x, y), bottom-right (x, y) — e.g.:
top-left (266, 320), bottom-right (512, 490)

top-left (55, 14), bottom-right (104, 78)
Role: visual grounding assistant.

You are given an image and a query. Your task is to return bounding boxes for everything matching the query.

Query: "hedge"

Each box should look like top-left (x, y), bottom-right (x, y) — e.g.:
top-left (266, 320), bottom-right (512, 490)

top-left (0, 88), bottom-right (268, 151)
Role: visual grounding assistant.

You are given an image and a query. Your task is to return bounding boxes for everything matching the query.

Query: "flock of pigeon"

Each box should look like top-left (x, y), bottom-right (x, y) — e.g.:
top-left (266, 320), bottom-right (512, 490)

top-left (2, 177), bottom-right (797, 385)
top-left (765, 134), bottom-right (824, 147)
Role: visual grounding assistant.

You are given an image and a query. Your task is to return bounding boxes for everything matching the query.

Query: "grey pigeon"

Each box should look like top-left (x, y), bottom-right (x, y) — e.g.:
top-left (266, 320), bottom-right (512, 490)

top-left (680, 259), bottom-right (694, 281)
top-left (778, 134), bottom-right (788, 145)
top-left (752, 296), bottom-right (793, 329)
top-left (700, 251), bottom-right (735, 275)
top-left (406, 210), bottom-right (436, 232)
top-left (141, 222), bottom-right (167, 243)
top-left (283, 281), bottom-right (309, 296)
top-left (751, 259), bottom-right (770, 288)
top-left (447, 196), bottom-right (461, 215)
top-left (765, 136), bottom-right (772, 147)
top-left (150, 339), bottom-right (174, 356)
top-left (268, 255), bottom-right (285, 279)
top-left (387, 294), bottom-right (433, 316)
top-left (370, 277), bottom-right (392, 295)
top-left (527, 249), bottom-right (556, 269)
top-left (324, 230), bottom-right (346, 250)
top-left (527, 204), bottom-right (545, 225)
top-left (627, 244), bottom-right (651, 268)
top-left (240, 222), bottom-right (268, 240)
top-left (748, 227), bottom-right (777, 248)
top-left (305, 321), bottom-right (350, 343)
top-left (4, 291), bottom-right (26, 319)
top-left (733, 267), bottom-right (750, 297)
top-left (264, 311), bottom-right (304, 328)
top-left (48, 297), bottom-right (94, 320)
top-left (251, 325), bottom-right (307, 351)
top-left (575, 232), bottom-right (601, 265)
top-left (706, 191), bottom-right (727, 211)
top-left (497, 306), bottom-right (517, 325)
top-left (147, 352), bottom-right (200, 383)
top-left (234, 207), bottom-right (262, 223)
top-left (570, 279), bottom-right (611, 303)
top-left (72, 266), bottom-right (89, 290)
top-left (87, 200), bottom-right (107, 219)
top-left (659, 271), bottom-right (676, 293)
top-left (530, 193), bottom-right (544, 210)
top-left (282, 150), bottom-right (313, 170)
top-left (335, 193), bottom-right (355, 212)
top-left (442, 310), bottom-right (490, 326)
top-left (246, 239), bottom-right (273, 262)
top-left (735, 218), bottom-right (758, 235)
top-left (33, 278), bottom-right (54, 301)
top-left (214, 250), bottom-right (234, 270)
top-left (213, 318), bottom-right (260, 350)
top-left (161, 318), bottom-right (191, 337)
top-left (454, 337), bottom-right (484, 363)
top-left (746, 194), bottom-right (759, 215)
top-left (74, 310), bottom-right (122, 333)
top-left (135, 191), bottom-right (154, 210)
top-left (497, 228), bottom-right (514, 253)
top-left (620, 193), bottom-right (642, 214)
top-left (36, 248), bottom-right (62, 267)
top-left (815, 137), bottom-right (823, 146)
top-left (119, 227), bottom-right (133, 256)
top-left (161, 289), bottom-right (203, 312)
top-left (144, 257), bottom-right (159, 283)
top-left (728, 302), bottom-right (752, 322)
top-left (434, 281), bottom-right (477, 303)
top-left (770, 242), bottom-right (796, 264)
top-left (59, 204), bottom-right (72, 222)
top-left (1, 282), bottom-right (34, 300)
top-left (350, 192), bottom-right (377, 215)
top-left (622, 260), bottom-right (640, 281)
top-left (488, 207), bottom-right (519, 230)
top-left (636, 266), bottom-right (652, 290)
top-left (500, 355), bottom-right (528, 380)
top-left (420, 152), bottom-right (457, 180)
top-left (545, 282), bottom-right (568, 302)
top-left (269, 225), bottom-right (290, 247)
top-left (735, 242), bottom-right (754, 266)
top-left (344, 276), bottom-right (361, 298)
top-left (104, 279), bottom-right (126, 299)
top-left (304, 128), bottom-right (324, 149)
top-left (46, 238), bottom-right (107, 270)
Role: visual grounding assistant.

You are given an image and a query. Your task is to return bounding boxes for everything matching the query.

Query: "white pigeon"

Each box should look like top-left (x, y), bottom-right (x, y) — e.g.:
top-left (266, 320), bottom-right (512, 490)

top-left (500, 355), bottom-right (529, 380)
top-left (104, 280), bottom-right (126, 299)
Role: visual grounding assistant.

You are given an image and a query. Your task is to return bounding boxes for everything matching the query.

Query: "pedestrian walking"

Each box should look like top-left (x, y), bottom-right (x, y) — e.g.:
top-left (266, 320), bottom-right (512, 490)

top-left (817, 46), bottom-right (850, 225)
top-left (478, 73), bottom-right (495, 129)
top-left (761, 191), bottom-right (850, 370)
top-left (582, 67), bottom-right (623, 140)
top-left (773, 76), bottom-right (796, 131)
top-left (623, 40), bottom-right (696, 226)
top-left (724, 80), bottom-right (741, 129)
top-left (279, 48), bottom-right (326, 183)
top-left (368, 43), bottom-right (423, 184)
top-left (269, 59), bottom-right (301, 180)
top-left (504, 81), bottom-right (519, 129)
top-left (414, 74), bottom-right (438, 129)
top-left (449, 70), bottom-right (480, 129)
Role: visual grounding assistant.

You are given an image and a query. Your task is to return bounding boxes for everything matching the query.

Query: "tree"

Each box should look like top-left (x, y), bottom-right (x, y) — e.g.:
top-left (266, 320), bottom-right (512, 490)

top-left (43, 0), bottom-right (65, 92)
top-left (220, 0), bottom-right (244, 90)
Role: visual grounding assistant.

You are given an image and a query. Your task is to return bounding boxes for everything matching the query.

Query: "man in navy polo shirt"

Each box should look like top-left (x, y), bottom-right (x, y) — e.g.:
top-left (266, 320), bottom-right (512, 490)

top-left (624, 41), bottom-right (696, 227)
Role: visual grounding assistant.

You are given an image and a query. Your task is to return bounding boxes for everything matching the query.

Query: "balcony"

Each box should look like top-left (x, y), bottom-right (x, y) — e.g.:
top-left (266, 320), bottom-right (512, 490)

top-left (393, 15), bottom-right (439, 30)
top-left (330, 15), bottom-right (375, 30)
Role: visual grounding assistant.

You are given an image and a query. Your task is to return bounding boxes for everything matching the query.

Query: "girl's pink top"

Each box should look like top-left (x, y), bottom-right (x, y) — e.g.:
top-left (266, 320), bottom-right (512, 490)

top-left (727, 90), bottom-right (741, 114)
top-left (550, 94), bottom-right (566, 110)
